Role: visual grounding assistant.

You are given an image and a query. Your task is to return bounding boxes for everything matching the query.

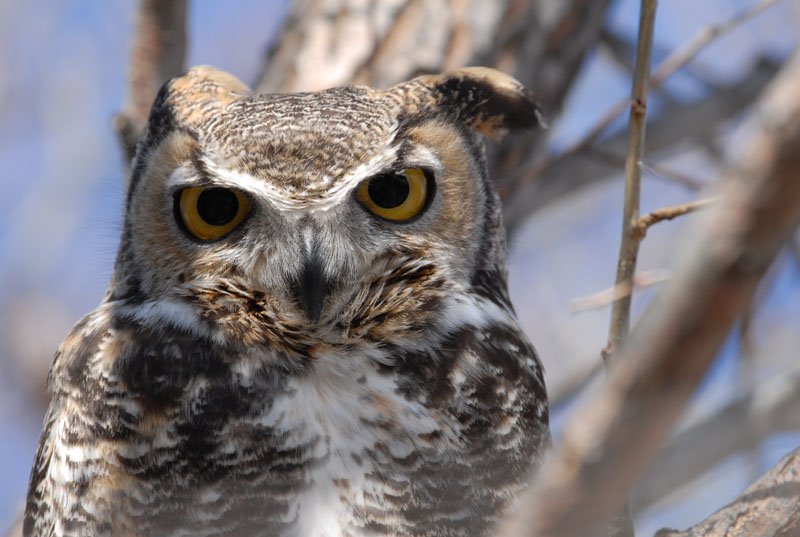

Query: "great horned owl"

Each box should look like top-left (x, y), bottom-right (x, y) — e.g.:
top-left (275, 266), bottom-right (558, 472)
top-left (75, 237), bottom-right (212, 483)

top-left (24, 66), bottom-right (549, 537)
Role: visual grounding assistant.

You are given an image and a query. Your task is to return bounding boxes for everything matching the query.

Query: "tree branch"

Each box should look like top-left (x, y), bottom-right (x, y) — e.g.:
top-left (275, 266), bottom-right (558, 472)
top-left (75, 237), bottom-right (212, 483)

top-left (606, 0), bottom-right (659, 362)
top-left (633, 363), bottom-right (800, 514)
top-left (569, 270), bottom-right (670, 313)
top-left (494, 45), bottom-right (800, 537)
top-left (649, 0), bottom-right (785, 88)
top-left (604, 3), bottom-right (659, 535)
top-left (654, 447), bottom-right (800, 537)
top-left (113, 0), bottom-right (187, 165)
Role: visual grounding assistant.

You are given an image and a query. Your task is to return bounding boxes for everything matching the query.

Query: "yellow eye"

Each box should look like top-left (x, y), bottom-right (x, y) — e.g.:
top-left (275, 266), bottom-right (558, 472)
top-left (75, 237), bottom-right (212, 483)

top-left (177, 186), bottom-right (250, 240)
top-left (357, 168), bottom-right (430, 222)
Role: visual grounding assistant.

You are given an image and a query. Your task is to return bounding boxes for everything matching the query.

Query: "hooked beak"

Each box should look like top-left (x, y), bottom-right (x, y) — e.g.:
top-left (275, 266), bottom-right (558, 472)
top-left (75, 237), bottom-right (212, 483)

top-left (291, 238), bottom-right (332, 324)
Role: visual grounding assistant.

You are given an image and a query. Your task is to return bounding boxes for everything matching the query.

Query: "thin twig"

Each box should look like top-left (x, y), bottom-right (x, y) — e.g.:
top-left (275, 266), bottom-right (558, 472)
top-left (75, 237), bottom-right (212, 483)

top-left (585, 147), bottom-right (707, 190)
top-left (606, 0), bottom-right (658, 362)
top-left (642, 161), bottom-right (706, 191)
top-left (635, 198), bottom-right (716, 239)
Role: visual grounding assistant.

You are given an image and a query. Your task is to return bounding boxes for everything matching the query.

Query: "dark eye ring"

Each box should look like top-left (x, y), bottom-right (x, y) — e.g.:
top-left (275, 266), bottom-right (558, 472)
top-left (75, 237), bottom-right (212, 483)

top-left (357, 168), bottom-right (433, 221)
top-left (176, 186), bottom-right (250, 240)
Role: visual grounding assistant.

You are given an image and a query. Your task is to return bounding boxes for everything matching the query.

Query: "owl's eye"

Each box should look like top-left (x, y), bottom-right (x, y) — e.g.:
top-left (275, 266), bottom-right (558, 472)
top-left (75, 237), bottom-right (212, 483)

top-left (177, 186), bottom-right (250, 240)
top-left (357, 168), bottom-right (431, 222)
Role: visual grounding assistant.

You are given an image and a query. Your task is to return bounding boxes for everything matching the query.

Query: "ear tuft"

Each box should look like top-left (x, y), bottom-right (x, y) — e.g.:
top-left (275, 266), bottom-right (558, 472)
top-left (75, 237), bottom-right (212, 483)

top-left (167, 65), bottom-right (252, 104)
top-left (145, 66), bottom-right (251, 137)
top-left (413, 67), bottom-right (545, 139)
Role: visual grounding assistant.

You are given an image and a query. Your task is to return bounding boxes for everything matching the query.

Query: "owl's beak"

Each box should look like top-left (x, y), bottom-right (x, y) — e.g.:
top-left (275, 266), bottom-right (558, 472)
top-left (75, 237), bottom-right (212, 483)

top-left (291, 242), bottom-right (331, 324)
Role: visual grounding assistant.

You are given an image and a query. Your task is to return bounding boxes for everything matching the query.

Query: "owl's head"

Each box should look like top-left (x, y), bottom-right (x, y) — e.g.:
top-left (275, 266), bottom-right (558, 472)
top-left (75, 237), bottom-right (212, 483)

top-left (112, 66), bottom-right (541, 355)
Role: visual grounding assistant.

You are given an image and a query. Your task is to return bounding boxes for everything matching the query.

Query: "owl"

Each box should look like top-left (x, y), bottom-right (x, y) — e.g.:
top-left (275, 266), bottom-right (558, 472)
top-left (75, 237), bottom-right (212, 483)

top-left (24, 66), bottom-right (549, 537)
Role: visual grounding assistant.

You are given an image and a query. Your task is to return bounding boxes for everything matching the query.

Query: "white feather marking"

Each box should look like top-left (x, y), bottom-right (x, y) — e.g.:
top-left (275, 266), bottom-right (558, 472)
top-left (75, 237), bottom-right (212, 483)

top-left (116, 300), bottom-right (220, 342)
top-left (202, 153), bottom-right (397, 214)
top-left (164, 144), bottom-right (446, 216)
top-left (249, 347), bottom-right (449, 535)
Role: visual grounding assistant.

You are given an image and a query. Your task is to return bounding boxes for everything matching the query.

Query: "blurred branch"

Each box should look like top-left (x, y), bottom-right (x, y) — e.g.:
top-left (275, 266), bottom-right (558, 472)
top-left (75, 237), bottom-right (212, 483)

top-left (649, 0), bottom-right (784, 87)
top-left (569, 270), bottom-right (670, 313)
top-left (549, 360), bottom-right (604, 409)
top-left (494, 45), bottom-right (800, 537)
top-left (642, 161), bottom-right (706, 191)
top-left (654, 446), bottom-right (800, 537)
top-left (503, 59), bottom-right (778, 235)
top-left (633, 363), bottom-right (800, 514)
top-left (113, 0), bottom-right (188, 165)
top-left (587, 148), bottom-right (708, 190)
top-left (530, 0), bottom-right (782, 179)
top-left (255, 0), bottom-right (611, 100)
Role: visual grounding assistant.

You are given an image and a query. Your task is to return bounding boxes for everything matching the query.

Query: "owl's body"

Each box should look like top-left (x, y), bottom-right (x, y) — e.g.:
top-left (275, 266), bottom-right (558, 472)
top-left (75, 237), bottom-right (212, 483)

top-left (25, 67), bottom-right (548, 537)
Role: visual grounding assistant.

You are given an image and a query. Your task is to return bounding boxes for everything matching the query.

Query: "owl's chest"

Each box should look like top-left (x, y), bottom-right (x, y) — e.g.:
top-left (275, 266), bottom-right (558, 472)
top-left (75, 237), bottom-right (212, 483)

top-left (258, 363), bottom-right (452, 535)
top-left (121, 352), bottom-right (455, 536)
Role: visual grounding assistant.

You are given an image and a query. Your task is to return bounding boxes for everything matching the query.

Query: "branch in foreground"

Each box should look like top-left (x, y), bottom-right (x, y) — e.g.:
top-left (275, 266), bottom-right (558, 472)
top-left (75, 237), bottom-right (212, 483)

top-left (654, 447), bottom-right (800, 537)
top-left (114, 0), bottom-right (187, 165)
top-left (633, 362), bottom-right (800, 514)
top-left (569, 270), bottom-right (670, 313)
top-left (494, 46), bottom-right (800, 537)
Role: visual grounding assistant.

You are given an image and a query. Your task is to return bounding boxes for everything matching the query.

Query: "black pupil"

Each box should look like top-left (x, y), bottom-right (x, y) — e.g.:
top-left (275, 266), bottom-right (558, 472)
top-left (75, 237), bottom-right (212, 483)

top-left (368, 173), bottom-right (410, 209)
top-left (197, 188), bottom-right (239, 226)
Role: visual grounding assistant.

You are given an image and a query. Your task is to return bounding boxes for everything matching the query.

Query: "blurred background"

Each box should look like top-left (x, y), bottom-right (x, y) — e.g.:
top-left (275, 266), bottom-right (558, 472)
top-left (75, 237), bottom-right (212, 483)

top-left (1, 0), bottom-right (798, 534)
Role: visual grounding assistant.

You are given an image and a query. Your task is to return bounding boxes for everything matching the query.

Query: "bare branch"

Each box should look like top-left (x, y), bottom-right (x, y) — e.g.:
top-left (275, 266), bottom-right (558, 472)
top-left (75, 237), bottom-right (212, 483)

top-left (649, 0), bottom-right (785, 87)
top-left (604, 3), bottom-right (659, 535)
top-left (635, 198), bottom-right (716, 239)
top-left (654, 447), bottom-right (800, 537)
top-left (113, 0), bottom-right (188, 164)
top-left (606, 0), bottom-right (658, 363)
top-left (569, 270), bottom-right (670, 313)
top-left (641, 161), bottom-right (706, 191)
top-left (633, 363), bottom-right (800, 514)
top-left (549, 360), bottom-right (604, 409)
top-left (494, 45), bottom-right (800, 537)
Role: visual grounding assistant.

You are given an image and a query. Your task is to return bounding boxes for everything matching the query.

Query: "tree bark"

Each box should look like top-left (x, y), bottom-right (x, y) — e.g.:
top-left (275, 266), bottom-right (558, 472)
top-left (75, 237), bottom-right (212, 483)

top-left (114, 0), bottom-right (187, 164)
top-left (654, 447), bottom-right (800, 537)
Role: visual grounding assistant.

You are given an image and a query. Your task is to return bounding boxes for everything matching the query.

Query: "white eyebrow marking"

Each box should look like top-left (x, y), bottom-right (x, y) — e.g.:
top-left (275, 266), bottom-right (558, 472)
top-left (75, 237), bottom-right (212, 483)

top-left (165, 143), bottom-right (444, 215)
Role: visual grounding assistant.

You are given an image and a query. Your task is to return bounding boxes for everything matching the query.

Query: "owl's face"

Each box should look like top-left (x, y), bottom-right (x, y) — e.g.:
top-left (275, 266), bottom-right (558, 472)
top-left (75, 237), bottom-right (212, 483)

top-left (113, 66), bottom-right (540, 355)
